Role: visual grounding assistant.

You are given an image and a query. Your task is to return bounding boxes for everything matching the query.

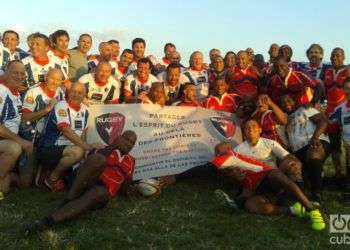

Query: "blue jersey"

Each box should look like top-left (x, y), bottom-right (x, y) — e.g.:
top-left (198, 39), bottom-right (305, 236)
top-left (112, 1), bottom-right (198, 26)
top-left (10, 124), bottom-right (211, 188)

top-left (40, 100), bottom-right (89, 147)
top-left (298, 62), bottom-right (331, 82)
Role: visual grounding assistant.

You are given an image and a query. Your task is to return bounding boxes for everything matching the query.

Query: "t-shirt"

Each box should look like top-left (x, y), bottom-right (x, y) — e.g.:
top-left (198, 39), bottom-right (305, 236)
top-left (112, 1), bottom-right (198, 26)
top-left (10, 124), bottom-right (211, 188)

top-left (88, 58), bottom-right (117, 75)
top-left (226, 66), bottom-right (259, 98)
top-left (22, 84), bottom-right (65, 133)
top-left (268, 69), bottom-right (317, 107)
top-left (99, 148), bottom-right (135, 198)
top-left (78, 73), bottom-right (120, 105)
top-left (47, 50), bottom-right (69, 80)
top-left (124, 74), bottom-right (158, 97)
top-left (183, 68), bottom-right (209, 101)
top-left (68, 49), bottom-right (88, 82)
top-left (329, 101), bottom-right (350, 145)
top-left (21, 56), bottom-right (61, 87)
top-left (157, 72), bottom-right (189, 103)
top-left (234, 138), bottom-right (289, 169)
top-left (40, 100), bottom-right (89, 147)
top-left (0, 46), bottom-right (11, 72)
top-left (211, 149), bottom-right (273, 191)
top-left (0, 82), bottom-right (21, 133)
top-left (286, 106), bottom-right (329, 152)
top-left (203, 93), bottom-right (239, 113)
top-left (251, 110), bottom-right (288, 147)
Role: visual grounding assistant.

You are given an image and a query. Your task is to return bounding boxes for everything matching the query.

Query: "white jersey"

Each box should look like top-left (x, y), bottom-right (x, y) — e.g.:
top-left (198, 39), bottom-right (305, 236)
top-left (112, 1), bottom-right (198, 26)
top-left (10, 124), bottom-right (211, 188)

top-left (127, 55), bottom-right (158, 74)
top-left (22, 84), bottom-right (65, 133)
top-left (157, 71), bottom-right (190, 83)
top-left (0, 46), bottom-right (11, 72)
top-left (286, 106), bottom-right (329, 152)
top-left (87, 58), bottom-right (117, 75)
top-left (40, 100), bottom-right (89, 146)
top-left (183, 68), bottom-right (209, 100)
top-left (127, 61), bottom-right (138, 74)
top-left (114, 66), bottom-right (130, 82)
top-left (47, 50), bottom-right (69, 80)
top-left (158, 58), bottom-right (170, 68)
top-left (78, 73), bottom-right (121, 105)
top-left (329, 101), bottom-right (350, 145)
top-left (234, 138), bottom-right (289, 169)
top-left (21, 56), bottom-right (61, 87)
top-left (124, 74), bottom-right (158, 97)
top-left (0, 82), bottom-right (22, 133)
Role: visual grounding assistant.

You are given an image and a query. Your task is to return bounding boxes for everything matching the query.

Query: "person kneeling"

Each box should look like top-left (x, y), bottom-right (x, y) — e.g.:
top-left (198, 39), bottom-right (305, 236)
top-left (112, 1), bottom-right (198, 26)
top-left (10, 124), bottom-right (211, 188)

top-left (37, 82), bottom-right (102, 192)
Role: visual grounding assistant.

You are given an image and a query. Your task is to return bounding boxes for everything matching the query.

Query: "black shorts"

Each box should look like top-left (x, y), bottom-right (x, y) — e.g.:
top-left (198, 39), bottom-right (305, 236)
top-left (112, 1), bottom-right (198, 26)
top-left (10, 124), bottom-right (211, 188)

top-left (329, 134), bottom-right (342, 151)
top-left (37, 145), bottom-right (66, 169)
top-left (255, 174), bottom-right (281, 203)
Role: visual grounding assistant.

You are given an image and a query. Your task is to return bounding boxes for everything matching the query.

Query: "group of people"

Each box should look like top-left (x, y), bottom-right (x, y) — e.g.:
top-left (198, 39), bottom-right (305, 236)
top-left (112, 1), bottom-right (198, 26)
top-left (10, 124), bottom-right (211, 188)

top-left (0, 29), bottom-right (349, 233)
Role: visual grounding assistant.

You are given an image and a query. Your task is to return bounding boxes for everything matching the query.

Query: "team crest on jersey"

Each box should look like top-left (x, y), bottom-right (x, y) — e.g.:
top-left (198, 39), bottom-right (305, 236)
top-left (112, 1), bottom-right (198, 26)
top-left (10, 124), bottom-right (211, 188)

top-left (58, 109), bottom-right (67, 117)
top-left (25, 96), bottom-right (34, 104)
top-left (95, 112), bottom-right (125, 145)
top-left (210, 117), bottom-right (236, 139)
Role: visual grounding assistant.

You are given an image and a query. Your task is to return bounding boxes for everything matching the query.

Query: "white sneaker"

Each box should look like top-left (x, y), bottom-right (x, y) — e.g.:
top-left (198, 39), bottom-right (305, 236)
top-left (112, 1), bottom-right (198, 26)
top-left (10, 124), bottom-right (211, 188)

top-left (215, 189), bottom-right (239, 212)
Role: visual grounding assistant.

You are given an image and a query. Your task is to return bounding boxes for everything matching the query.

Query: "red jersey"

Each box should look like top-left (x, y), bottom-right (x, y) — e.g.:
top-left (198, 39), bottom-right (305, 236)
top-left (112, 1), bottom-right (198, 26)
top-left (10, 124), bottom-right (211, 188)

top-left (211, 149), bottom-right (272, 191)
top-left (99, 149), bottom-right (135, 198)
top-left (226, 66), bottom-right (259, 98)
top-left (268, 69), bottom-right (317, 106)
top-left (203, 93), bottom-right (239, 113)
top-left (251, 110), bottom-right (287, 148)
top-left (324, 66), bottom-right (350, 113)
top-left (324, 66), bottom-right (350, 134)
top-left (208, 69), bottom-right (227, 94)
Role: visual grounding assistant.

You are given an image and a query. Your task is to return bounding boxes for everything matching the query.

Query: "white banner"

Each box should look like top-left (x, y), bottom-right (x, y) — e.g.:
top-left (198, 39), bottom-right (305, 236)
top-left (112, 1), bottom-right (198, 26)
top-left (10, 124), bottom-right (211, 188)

top-left (87, 104), bottom-right (242, 180)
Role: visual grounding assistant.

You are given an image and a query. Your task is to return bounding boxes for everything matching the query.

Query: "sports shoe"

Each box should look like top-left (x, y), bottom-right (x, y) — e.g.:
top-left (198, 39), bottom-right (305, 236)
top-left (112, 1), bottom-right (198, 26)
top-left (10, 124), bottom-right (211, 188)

top-left (24, 216), bottom-right (55, 236)
top-left (215, 189), bottom-right (239, 212)
top-left (23, 220), bottom-right (47, 236)
top-left (291, 202), bottom-right (308, 218)
top-left (44, 178), bottom-right (65, 192)
top-left (310, 193), bottom-right (322, 207)
top-left (309, 209), bottom-right (326, 231)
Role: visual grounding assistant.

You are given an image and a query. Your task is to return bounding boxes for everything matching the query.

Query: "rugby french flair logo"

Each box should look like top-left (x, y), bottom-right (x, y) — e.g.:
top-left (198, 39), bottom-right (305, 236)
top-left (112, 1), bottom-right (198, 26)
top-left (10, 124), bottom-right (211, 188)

top-left (210, 117), bottom-right (236, 139)
top-left (95, 113), bottom-right (125, 145)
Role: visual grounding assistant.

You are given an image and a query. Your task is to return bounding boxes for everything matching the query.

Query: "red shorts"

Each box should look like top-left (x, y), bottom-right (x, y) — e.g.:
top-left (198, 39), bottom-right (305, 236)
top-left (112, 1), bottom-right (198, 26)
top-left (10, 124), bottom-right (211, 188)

top-left (243, 170), bottom-right (271, 191)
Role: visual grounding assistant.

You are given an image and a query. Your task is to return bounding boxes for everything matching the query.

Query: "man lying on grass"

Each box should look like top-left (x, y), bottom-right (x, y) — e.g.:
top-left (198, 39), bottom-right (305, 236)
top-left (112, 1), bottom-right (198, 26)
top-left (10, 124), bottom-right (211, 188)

top-left (212, 120), bottom-right (326, 231)
top-left (24, 130), bottom-right (137, 234)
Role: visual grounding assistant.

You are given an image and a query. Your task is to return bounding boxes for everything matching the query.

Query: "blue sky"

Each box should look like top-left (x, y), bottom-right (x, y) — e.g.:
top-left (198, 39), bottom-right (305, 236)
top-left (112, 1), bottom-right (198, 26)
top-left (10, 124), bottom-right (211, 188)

top-left (2, 0), bottom-right (349, 63)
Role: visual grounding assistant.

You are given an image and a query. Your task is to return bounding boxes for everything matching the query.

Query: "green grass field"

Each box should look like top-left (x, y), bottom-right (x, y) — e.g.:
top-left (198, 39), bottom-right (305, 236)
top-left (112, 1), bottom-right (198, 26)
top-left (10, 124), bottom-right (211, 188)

top-left (0, 161), bottom-right (350, 249)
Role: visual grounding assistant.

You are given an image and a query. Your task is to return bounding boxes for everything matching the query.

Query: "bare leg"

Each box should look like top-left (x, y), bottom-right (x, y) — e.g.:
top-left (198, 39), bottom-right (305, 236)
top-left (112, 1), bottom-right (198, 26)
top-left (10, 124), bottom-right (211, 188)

top-left (18, 155), bottom-right (34, 188)
top-left (67, 153), bottom-right (106, 201)
top-left (0, 140), bottom-right (22, 193)
top-left (245, 195), bottom-right (289, 215)
top-left (52, 185), bottom-right (109, 223)
top-left (50, 146), bottom-right (84, 181)
top-left (266, 169), bottom-right (315, 211)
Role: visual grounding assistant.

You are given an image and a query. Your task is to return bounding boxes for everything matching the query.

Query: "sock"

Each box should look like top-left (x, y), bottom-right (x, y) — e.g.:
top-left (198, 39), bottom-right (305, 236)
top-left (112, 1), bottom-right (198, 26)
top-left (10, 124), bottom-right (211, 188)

top-left (289, 206), bottom-right (296, 216)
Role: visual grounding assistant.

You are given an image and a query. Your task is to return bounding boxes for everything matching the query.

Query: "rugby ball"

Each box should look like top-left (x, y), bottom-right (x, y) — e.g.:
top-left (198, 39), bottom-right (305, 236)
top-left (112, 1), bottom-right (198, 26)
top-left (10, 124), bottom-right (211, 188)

top-left (137, 178), bottom-right (161, 197)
